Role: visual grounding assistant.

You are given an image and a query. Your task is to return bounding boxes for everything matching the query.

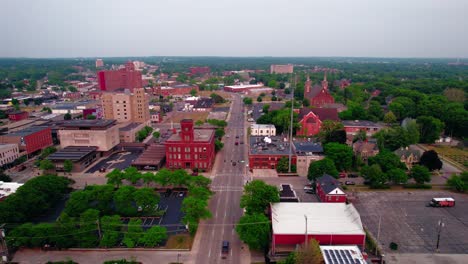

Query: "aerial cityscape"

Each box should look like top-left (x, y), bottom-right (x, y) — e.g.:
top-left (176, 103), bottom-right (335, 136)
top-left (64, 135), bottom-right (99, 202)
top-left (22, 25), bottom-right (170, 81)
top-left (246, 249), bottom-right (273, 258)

top-left (0, 1), bottom-right (467, 264)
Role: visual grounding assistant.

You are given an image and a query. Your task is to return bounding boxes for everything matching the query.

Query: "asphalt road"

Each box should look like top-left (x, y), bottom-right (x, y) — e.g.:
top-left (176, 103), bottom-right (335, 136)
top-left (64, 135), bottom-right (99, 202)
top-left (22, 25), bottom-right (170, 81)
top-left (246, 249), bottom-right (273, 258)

top-left (195, 94), bottom-right (248, 264)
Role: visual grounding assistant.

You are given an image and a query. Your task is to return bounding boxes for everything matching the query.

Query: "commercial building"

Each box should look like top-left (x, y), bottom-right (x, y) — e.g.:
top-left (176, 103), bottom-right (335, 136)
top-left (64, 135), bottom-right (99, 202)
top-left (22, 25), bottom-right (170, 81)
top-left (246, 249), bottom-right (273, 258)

top-left (223, 83), bottom-right (264, 93)
top-left (47, 146), bottom-right (98, 172)
top-left (0, 126), bottom-right (53, 155)
top-left (250, 124), bottom-right (276, 137)
top-left (153, 84), bottom-right (199, 96)
top-left (248, 136), bottom-right (296, 170)
top-left (97, 62), bottom-right (143, 92)
top-left (119, 122), bottom-right (146, 143)
top-left (0, 181), bottom-right (24, 201)
top-left (304, 75), bottom-right (335, 108)
top-left (342, 120), bottom-right (383, 136)
top-left (101, 88), bottom-right (150, 124)
top-left (51, 100), bottom-right (99, 115)
top-left (294, 141), bottom-right (324, 177)
top-left (132, 144), bottom-right (166, 170)
top-left (0, 144), bottom-right (20, 166)
top-left (296, 107), bottom-right (339, 136)
top-left (189, 66), bottom-right (210, 75)
top-left (165, 119), bottom-right (215, 171)
top-left (58, 120), bottom-right (119, 153)
top-left (270, 202), bottom-right (365, 255)
top-left (95, 59), bottom-right (104, 68)
top-left (8, 111), bottom-right (29, 122)
top-left (150, 111), bottom-right (162, 123)
top-left (270, 64), bottom-right (294, 74)
top-left (316, 174), bottom-right (347, 203)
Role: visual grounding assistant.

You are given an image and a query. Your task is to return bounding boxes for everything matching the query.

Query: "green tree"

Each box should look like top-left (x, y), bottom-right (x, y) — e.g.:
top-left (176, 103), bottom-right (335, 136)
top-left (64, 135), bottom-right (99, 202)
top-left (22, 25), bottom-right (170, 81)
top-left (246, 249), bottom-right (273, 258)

top-left (152, 131), bottom-right (160, 139)
top-left (446, 172), bottom-right (468, 192)
top-left (307, 158), bottom-right (338, 181)
top-left (318, 120), bottom-right (346, 144)
top-left (236, 213), bottom-right (270, 250)
top-left (99, 215), bottom-right (122, 248)
top-left (323, 143), bottom-right (354, 171)
top-left (387, 168), bottom-right (408, 185)
top-left (114, 186), bottom-right (137, 216)
top-left (361, 164), bottom-right (388, 187)
top-left (123, 219), bottom-right (143, 248)
top-left (417, 116), bottom-right (444, 143)
top-left (367, 101), bottom-right (384, 121)
top-left (64, 113), bottom-right (72, 120)
top-left (295, 239), bottom-right (324, 264)
top-left (368, 150), bottom-right (406, 173)
top-left (63, 160), bottom-right (73, 173)
top-left (140, 226), bottom-right (168, 247)
top-left (40, 159), bottom-right (55, 171)
top-left (190, 88), bottom-right (197, 96)
top-left (302, 98), bottom-right (310, 107)
top-left (87, 115), bottom-right (96, 120)
top-left (106, 169), bottom-right (124, 187)
top-left (215, 128), bottom-right (225, 138)
top-left (276, 157), bottom-right (290, 173)
top-left (410, 165), bottom-right (431, 184)
top-left (0, 170), bottom-right (12, 182)
top-left (383, 111), bottom-right (397, 124)
top-left (257, 96), bottom-right (262, 102)
top-left (240, 180), bottom-right (279, 215)
top-left (77, 209), bottom-right (100, 248)
top-left (243, 97), bottom-right (253, 105)
top-left (215, 139), bottom-right (224, 152)
top-left (123, 166), bottom-right (142, 184)
top-left (63, 190), bottom-right (91, 217)
top-left (133, 188), bottom-right (159, 214)
top-left (419, 150), bottom-right (443, 171)
top-left (262, 104), bottom-right (270, 113)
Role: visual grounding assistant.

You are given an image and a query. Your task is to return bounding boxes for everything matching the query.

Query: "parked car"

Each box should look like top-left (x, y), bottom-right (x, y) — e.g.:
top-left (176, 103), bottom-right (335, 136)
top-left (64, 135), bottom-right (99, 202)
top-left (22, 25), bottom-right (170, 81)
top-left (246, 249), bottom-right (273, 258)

top-left (339, 172), bottom-right (347, 178)
top-left (304, 185), bottom-right (313, 191)
top-left (232, 162), bottom-right (237, 166)
top-left (235, 141), bottom-right (239, 145)
top-left (348, 173), bottom-right (359, 178)
top-left (345, 181), bottom-right (355, 185)
top-left (222, 241), bottom-right (230, 259)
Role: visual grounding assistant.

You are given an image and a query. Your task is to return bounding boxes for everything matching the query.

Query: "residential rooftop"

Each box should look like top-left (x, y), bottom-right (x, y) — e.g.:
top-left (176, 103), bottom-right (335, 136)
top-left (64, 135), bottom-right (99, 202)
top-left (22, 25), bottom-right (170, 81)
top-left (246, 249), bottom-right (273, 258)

top-left (294, 141), bottom-right (323, 155)
top-left (342, 120), bottom-right (382, 127)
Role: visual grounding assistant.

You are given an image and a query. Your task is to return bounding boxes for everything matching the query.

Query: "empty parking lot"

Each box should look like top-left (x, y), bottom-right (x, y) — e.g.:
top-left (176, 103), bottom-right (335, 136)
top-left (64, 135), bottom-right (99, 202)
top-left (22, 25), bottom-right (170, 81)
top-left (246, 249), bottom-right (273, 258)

top-left (354, 191), bottom-right (468, 254)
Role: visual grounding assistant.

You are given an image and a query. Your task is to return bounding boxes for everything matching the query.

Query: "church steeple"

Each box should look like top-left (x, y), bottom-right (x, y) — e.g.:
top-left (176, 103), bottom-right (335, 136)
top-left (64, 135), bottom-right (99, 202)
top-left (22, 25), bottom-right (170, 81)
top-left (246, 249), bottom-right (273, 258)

top-left (321, 72), bottom-right (328, 90)
top-left (305, 75), bottom-right (311, 93)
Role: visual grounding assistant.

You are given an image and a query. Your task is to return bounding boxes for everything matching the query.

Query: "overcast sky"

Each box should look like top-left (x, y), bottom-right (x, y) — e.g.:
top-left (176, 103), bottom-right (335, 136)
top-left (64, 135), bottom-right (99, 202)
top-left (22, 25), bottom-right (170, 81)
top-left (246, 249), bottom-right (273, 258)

top-left (1, 0), bottom-right (467, 58)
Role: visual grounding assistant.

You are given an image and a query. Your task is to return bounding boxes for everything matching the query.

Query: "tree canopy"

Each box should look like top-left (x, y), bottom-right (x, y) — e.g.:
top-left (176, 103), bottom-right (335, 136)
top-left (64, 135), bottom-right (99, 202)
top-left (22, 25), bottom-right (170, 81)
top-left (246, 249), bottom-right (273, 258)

top-left (240, 180), bottom-right (279, 215)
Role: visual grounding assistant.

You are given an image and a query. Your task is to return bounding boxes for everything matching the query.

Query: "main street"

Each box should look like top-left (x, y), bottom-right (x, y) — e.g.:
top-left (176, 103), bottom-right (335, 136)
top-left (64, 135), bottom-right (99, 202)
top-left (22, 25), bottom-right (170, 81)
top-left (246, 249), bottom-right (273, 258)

top-left (195, 93), bottom-right (249, 264)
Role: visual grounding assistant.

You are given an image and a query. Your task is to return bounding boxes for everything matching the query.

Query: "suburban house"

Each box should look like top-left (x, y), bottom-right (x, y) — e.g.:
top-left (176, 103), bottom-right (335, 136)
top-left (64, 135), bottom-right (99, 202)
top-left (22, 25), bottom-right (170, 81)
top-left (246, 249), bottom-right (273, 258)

top-left (296, 107), bottom-right (339, 136)
top-left (353, 140), bottom-right (379, 162)
top-left (316, 174), bottom-right (347, 203)
top-left (394, 147), bottom-right (421, 169)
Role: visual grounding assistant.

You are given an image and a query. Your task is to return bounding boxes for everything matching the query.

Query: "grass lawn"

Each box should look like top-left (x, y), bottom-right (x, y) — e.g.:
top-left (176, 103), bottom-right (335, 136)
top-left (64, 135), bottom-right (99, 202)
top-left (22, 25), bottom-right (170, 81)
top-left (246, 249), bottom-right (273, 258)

top-left (425, 145), bottom-right (468, 169)
top-left (165, 234), bottom-right (193, 249)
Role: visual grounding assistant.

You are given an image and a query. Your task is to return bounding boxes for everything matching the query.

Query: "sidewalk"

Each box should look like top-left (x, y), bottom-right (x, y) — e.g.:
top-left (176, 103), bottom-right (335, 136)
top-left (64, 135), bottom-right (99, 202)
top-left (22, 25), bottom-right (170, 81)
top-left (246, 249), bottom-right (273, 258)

top-left (385, 253), bottom-right (468, 264)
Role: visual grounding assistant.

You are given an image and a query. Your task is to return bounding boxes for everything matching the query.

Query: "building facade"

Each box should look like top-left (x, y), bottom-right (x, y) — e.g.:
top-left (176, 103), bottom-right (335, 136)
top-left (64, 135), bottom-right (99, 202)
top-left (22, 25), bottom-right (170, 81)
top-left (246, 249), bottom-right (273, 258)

top-left (119, 122), bottom-right (146, 143)
top-left (342, 120), bottom-right (382, 136)
top-left (0, 126), bottom-right (53, 155)
top-left (95, 59), bottom-right (104, 68)
top-left (97, 62), bottom-right (142, 92)
top-left (8, 111), bottom-right (29, 122)
top-left (0, 144), bottom-right (20, 166)
top-left (58, 120), bottom-right (119, 152)
top-left (248, 136), bottom-right (297, 170)
top-left (101, 88), bottom-right (150, 124)
top-left (165, 119), bottom-right (215, 171)
top-left (294, 142), bottom-right (324, 177)
top-left (296, 108), bottom-right (339, 136)
top-left (270, 64), bottom-right (294, 74)
top-left (189, 66), bottom-right (210, 75)
top-left (250, 124), bottom-right (276, 136)
top-left (153, 84), bottom-right (199, 96)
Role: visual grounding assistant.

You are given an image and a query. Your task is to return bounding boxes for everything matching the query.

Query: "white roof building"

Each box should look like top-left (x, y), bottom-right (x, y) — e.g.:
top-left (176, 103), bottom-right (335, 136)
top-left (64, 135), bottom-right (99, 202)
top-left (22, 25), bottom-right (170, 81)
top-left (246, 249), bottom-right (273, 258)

top-left (271, 203), bottom-right (364, 236)
top-left (320, 245), bottom-right (367, 264)
top-left (0, 181), bottom-right (24, 201)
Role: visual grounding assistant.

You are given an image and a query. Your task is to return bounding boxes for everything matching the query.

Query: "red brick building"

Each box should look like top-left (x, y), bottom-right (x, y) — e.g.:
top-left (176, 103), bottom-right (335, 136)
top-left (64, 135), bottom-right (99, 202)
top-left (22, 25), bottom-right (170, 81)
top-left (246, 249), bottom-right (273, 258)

top-left (164, 119), bottom-right (215, 171)
top-left (248, 136), bottom-right (297, 170)
top-left (154, 84), bottom-right (199, 96)
top-left (8, 111), bottom-right (29, 122)
top-left (342, 120), bottom-right (383, 136)
top-left (189, 66), bottom-right (210, 75)
top-left (296, 108), bottom-right (339, 136)
top-left (316, 174), bottom-right (347, 203)
top-left (304, 74), bottom-right (335, 107)
top-left (0, 126), bottom-right (53, 155)
top-left (97, 62), bottom-right (142, 92)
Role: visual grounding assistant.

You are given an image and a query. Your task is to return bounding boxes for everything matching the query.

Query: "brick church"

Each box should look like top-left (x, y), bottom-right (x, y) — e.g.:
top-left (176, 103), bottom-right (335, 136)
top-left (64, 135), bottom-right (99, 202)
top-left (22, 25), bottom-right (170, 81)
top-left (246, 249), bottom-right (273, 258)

top-left (304, 73), bottom-right (335, 107)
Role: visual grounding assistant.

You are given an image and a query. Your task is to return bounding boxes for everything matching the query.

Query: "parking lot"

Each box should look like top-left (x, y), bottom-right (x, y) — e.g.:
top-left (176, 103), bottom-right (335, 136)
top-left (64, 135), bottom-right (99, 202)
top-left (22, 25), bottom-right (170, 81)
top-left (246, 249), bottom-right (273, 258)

top-left (86, 150), bottom-right (142, 173)
top-left (253, 175), bottom-right (318, 202)
top-left (354, 191), bottom-right (468, 254)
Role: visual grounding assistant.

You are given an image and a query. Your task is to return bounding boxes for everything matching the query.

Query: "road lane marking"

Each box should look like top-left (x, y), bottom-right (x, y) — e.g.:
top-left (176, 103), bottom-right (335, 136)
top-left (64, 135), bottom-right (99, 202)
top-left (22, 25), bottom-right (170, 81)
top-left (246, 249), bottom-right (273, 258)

top-left (208, 248), bottom-right (211, 258)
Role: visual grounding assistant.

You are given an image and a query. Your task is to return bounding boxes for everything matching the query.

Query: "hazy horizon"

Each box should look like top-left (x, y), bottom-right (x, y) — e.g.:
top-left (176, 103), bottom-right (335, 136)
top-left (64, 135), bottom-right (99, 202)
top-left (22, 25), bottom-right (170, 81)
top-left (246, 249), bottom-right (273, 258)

top-left (1, 0), bottom-right (467, 58)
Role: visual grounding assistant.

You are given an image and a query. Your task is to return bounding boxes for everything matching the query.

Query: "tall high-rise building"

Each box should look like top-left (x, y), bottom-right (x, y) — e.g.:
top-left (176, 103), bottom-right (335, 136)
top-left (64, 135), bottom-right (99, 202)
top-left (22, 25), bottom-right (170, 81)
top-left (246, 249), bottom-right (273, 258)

top-left (97, 61), bottom-right (143, 92)
top-left (101, 88), bottom-right (150, 124)
top-left (95, 59), bottom-right (104, 68)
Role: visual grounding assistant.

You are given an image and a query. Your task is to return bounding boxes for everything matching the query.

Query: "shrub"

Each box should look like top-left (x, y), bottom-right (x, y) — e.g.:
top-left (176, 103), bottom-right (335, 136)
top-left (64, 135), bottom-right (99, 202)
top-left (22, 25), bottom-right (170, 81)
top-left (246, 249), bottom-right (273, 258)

top-left (390, 242), bottom-right (398, 250)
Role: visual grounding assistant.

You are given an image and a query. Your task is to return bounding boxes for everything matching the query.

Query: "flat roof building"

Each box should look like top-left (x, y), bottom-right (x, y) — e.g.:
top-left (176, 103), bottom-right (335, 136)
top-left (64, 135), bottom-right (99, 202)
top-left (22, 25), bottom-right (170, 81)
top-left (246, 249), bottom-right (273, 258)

top-left (101, 88), bottom-right (150, 124)
top-left (320, 245), bottom-right (367, 264)
top-left (224, 83), bottom-right (265, 93)
top-left (0, 143), bottom-right (20, 166)
top-left (270, 202), bottom-right (365, 255)
top-left (270, 64), bottom-right (294, 74)
top-left (250, 124), bottom-right (276, 137)
top-left (248, 136), bottom-right (296, 170)
top-left (0, 126), bottom-right (53, 155)
top-left (47, 146), bottom-right (98, 172)
top-left (58, 120), bottom-right (119, 152)
top-left (97, 61), bottom-right (142, 92)
top-left (294, 141), bottom-right (324, 177)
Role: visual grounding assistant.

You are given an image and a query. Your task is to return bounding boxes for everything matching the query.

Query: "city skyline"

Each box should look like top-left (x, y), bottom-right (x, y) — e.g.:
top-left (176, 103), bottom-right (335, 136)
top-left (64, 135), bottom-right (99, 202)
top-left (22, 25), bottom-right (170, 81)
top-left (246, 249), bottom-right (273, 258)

top-left (1, 0), bottom-right (468, 58)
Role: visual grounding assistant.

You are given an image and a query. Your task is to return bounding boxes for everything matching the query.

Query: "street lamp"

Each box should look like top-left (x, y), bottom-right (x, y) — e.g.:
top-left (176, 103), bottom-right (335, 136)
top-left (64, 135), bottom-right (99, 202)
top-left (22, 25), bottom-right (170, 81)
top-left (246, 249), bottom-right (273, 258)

top-left (436, 220), bottom-right (445, 252)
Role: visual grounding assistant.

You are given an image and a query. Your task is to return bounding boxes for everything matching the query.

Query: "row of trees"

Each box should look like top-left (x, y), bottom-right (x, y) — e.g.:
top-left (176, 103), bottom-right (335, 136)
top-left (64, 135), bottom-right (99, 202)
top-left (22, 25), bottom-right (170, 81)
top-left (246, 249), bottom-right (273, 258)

top-left (136, 126), bottom-right (154, 142)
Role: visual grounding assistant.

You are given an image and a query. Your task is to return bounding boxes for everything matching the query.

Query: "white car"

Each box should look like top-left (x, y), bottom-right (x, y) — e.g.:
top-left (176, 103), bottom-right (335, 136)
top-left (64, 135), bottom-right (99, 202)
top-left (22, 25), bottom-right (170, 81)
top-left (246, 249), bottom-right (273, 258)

top-left (304, 185), bottom-right (314, 191)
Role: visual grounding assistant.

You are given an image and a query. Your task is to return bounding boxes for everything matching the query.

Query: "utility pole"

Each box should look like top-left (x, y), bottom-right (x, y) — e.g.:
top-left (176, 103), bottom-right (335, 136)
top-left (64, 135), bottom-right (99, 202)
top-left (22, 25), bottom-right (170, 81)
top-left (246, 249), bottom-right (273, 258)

top-left (96, 220), bottom-right (102, 240)
top-left (375, 215), bottom-right (382, 255)
top-left (436, 219), bottom-right (444, 252)
top-left (288, 73), bottom-right (295, 173)
top-left (304, 215), bottom-right (308, 248)
top-left (0, 225), bottom-right (9, 264)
